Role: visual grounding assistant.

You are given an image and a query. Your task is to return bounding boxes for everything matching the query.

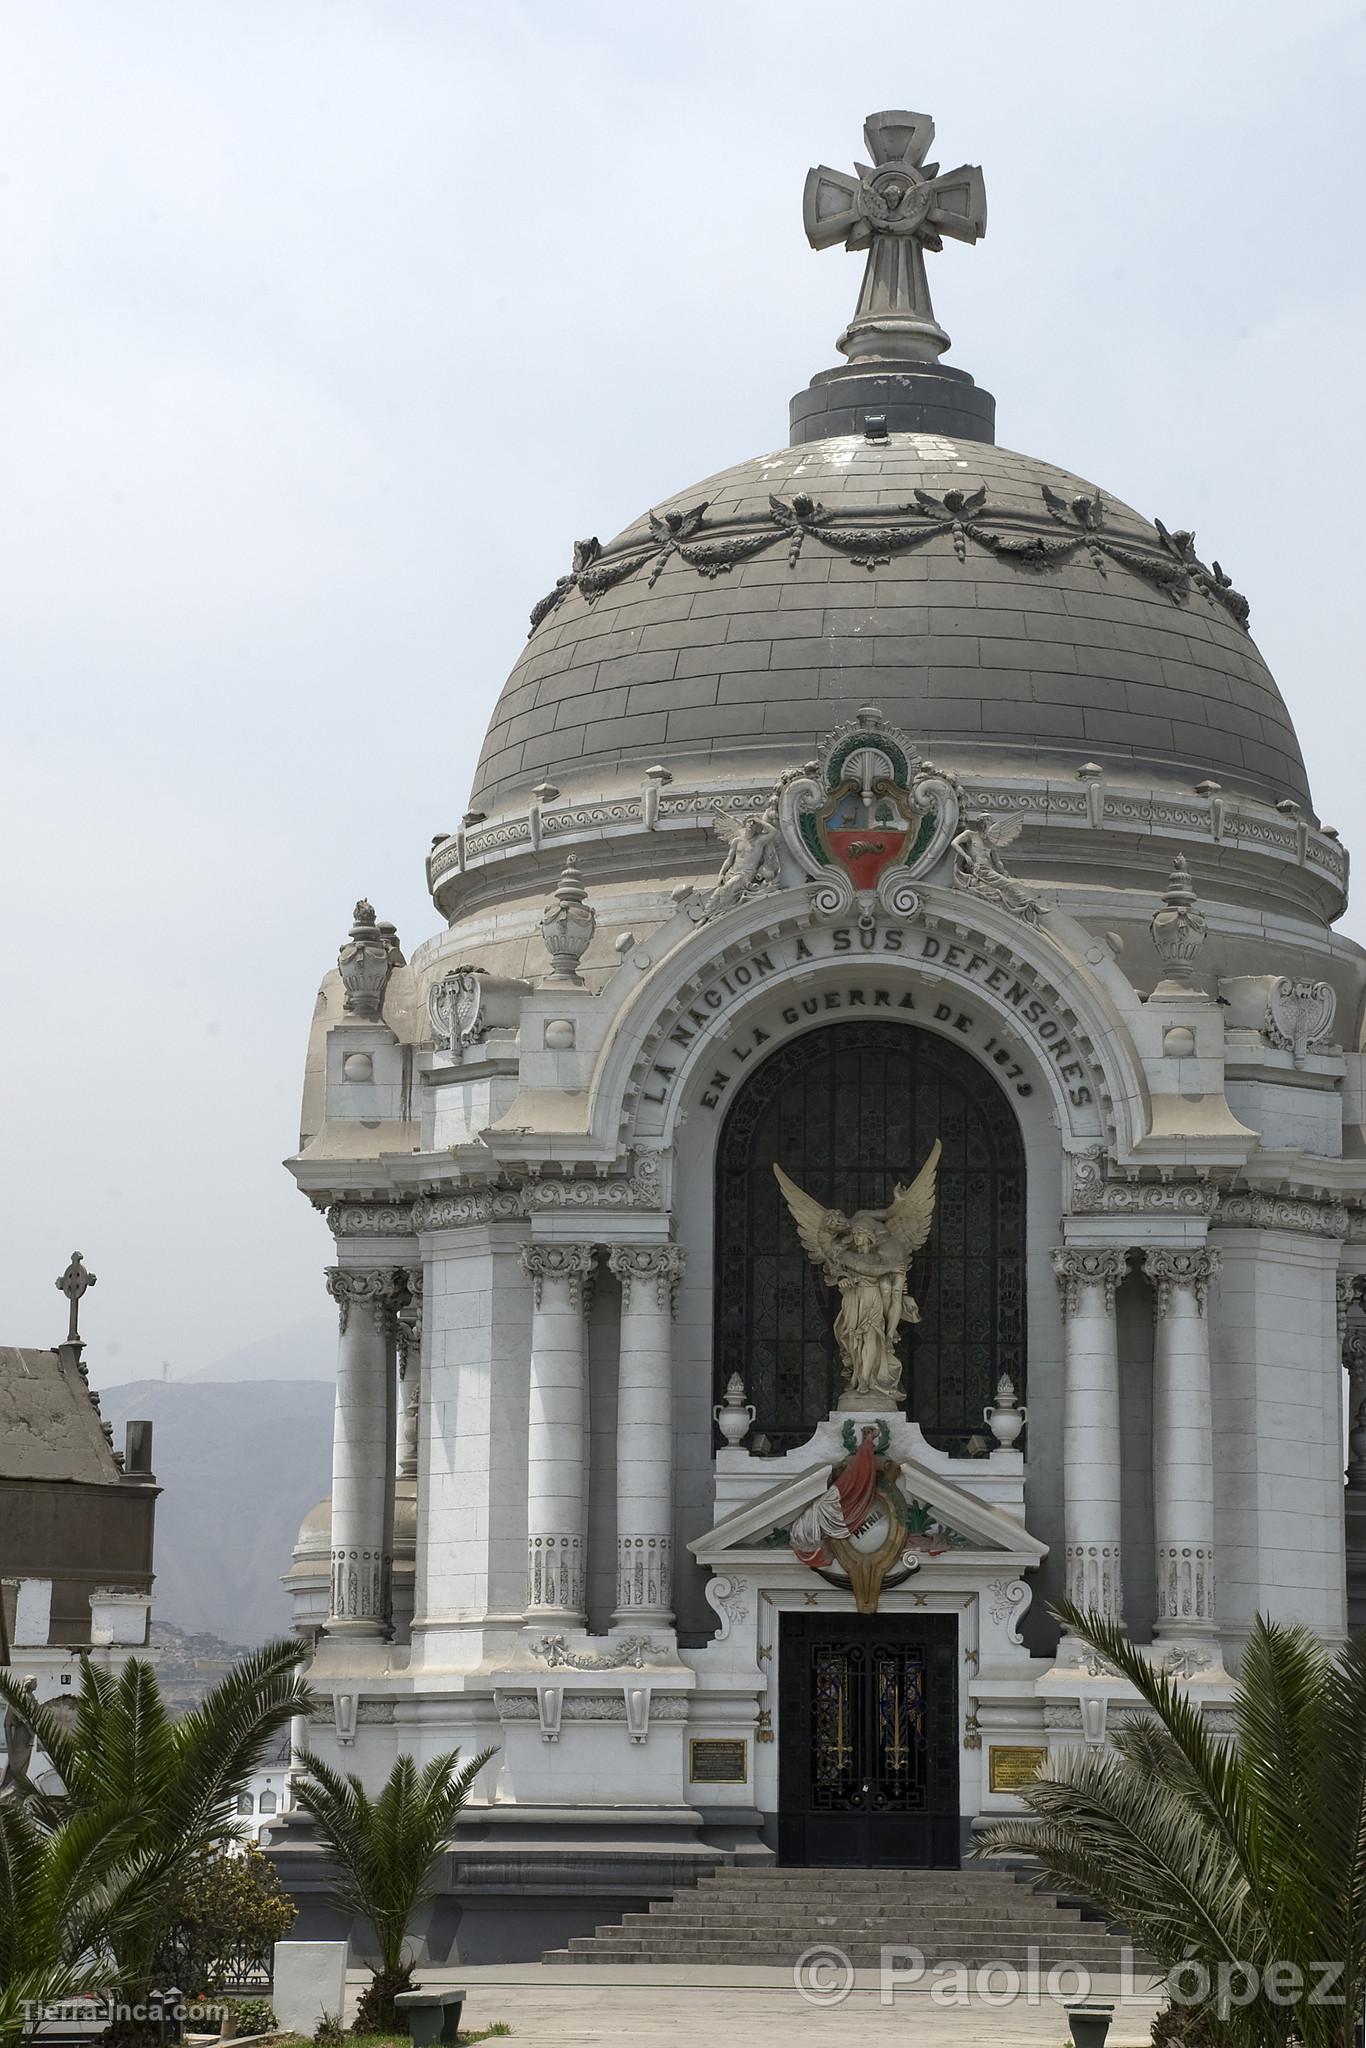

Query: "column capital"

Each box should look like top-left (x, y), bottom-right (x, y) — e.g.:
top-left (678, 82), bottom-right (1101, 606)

top-left (1143, 1247), bottom-right (1219, 1317)
top-left (521, 1241), bottom-right (596, 1311)
top-left (1051, 1246), bottom-right (1130, 1316)
top-left (324, 1265), bottom-right (406, 1334)
top-left (1337, 1272), bottom-right (1365, 1343)
top-left (609, 1242), bottom-right (685, 1314)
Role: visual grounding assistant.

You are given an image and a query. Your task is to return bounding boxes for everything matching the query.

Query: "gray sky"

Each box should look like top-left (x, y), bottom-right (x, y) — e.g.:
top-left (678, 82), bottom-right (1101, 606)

top-left (3, 0), bottom-right (1364, 1390)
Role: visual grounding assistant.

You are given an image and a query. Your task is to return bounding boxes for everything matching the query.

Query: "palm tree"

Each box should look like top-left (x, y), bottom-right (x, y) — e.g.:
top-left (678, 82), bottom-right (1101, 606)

top-left (974, 1601), bottom-right (1366, 2048)
top-left (0, 1640), bottom-right (311, 2038)
top-left (293, 1748), bottom-right (495, 2032)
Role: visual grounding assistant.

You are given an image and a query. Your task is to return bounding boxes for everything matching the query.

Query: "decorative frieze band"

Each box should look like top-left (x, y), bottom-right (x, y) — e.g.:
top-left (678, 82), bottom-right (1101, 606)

top-left (1051, 1247), bottom-right (1130, 1316)
top-left (1066, 1543), bottom-right (1123, 1619)
top-left (324, 1265), bottom-right (406, 1335)
top-left (615, 1535), bottom-right (673, 1615)
top-left (526, 1534), bottom-right (585, 1616)
top-left (608, 1243), bottom-right (686, 1314)
top-left (331, 1545), bottom-right (390, 1623)
top-left (329, 1202), bottom-right (415, 1237)
top-left (1143, 1249), bottom-right (1219, 1318)
top-left (1156, 1543), bottom-right (1214, 1626)
top-left (521, 1242), bottom-right (597, 1311)
top-left (1215, 1194), bottom-right (1348, 1240)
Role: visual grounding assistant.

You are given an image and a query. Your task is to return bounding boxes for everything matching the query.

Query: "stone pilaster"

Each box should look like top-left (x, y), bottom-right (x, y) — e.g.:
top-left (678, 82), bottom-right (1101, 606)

top-left (396, 1269), bottom-right (423, 1482)
top-left (323, 1266), bottom-right (404, 1637)
top-left (1144, 1248), bottom-right (1219, 1642)
top-left (1052, 1247), bottom-right (1129, 1621)
top-left (522, 1243), bottom-right (596, 1625)
top-left (608, 1245), bottom-right (684, 1627)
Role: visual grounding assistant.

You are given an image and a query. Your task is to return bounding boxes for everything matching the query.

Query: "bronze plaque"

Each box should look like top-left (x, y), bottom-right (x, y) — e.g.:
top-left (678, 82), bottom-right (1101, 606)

top-left (689, 1737), bottom-right (748, 1785)
top-left (989, 1744), bottom-right (1047, 1792)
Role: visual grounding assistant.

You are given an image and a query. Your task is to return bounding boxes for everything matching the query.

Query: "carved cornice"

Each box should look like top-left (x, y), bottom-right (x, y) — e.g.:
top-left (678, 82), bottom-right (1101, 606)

top-left (413, 1188), bottom-right (523, 1231)
top-left (1068, 1151), bottom-right (1218, 1219)
top-left (1215, 1194), bottom-right (1348, 1240)
top-left (1143, 1248), bottom-right (1219, 1317)
top-left (608, 1243), bottom-right (686, 1315)
top-left (329, 1202), bottom-right (416, 1238)
top-left (521, 1242), bottom-right (597, 1310)
top-left (412, 1158), bottom-right (665, 1233)
top-left (323, 1266), bottom-right (406, 1334)
top-left (1051, 1247), bottom-right (1131, 1316)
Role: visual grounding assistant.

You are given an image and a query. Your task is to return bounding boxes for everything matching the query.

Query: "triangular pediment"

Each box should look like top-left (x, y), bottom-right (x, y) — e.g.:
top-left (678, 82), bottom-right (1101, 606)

top-left (690, 1438), bottom-right (1047, 1568)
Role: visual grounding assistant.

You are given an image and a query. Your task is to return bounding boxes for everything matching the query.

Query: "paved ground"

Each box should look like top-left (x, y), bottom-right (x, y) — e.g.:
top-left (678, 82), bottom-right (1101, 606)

top-left (377, 1965), bottom-right (1165, 2046)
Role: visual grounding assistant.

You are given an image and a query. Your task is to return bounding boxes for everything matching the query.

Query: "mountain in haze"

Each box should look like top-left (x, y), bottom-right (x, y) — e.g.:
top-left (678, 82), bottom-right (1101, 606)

top-left (183, 1317), bottom-right (336, 1383)
top-left (99, 1378), bottom-right (333, 1640)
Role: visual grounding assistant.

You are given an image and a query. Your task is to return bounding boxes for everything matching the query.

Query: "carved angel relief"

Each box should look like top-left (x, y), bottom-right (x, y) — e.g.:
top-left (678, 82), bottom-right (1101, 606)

top-left (950, 813), bottom-right (1040, 923)
top-left (773, 1141), bottom-right (941, 1406)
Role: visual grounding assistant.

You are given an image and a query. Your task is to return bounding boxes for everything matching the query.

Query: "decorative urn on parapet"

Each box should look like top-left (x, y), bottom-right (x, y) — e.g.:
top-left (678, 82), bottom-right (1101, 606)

top-left (338, 899), bottom-right (396, 1020)
top-left (713, 1373), bottom-right (756, 1447)
top-left (1148, 855), bottom-right (1208, 1000)
top-left (985, 1372), bottom-right (1027, 1449)
top-left (539, 857), bottom-right (596, 987)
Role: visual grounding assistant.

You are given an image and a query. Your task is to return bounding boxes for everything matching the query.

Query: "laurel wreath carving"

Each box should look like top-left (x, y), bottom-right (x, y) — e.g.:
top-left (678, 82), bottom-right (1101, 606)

top-left (528, 485), bottom-right (1250, 638)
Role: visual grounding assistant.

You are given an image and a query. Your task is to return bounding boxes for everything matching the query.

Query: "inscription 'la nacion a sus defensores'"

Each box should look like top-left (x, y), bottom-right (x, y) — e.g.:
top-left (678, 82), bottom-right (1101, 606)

top-left (641, 924), bottom-right (1097, 1114)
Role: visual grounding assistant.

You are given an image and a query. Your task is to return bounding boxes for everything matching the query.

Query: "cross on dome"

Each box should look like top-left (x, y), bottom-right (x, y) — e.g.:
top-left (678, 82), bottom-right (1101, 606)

top-left (804, 109), bottom-right (987, 364)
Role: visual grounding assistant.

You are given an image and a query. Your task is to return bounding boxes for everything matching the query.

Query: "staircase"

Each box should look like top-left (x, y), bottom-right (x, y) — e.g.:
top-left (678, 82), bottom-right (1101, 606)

top-left (545, 1864), bottom-right (1137, 1969)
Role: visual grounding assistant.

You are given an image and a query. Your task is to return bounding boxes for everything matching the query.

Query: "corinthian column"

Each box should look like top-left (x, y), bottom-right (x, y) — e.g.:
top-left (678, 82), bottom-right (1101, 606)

top-left (324, 1266), bottom-right (403, 1637)
top-left (608, 1245), bottom-right (684, 1628)
top-left (1052, 1247), bottom-right (1129, 1621)
top-left (1144, 1248), bottom-right (1219, 1644)
top-left (522, 1243), bottom-right (596, 1624)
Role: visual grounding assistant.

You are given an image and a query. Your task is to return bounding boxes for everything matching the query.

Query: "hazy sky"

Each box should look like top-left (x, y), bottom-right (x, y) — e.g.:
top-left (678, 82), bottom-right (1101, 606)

top-left (4, 0), bottom-right (1365, 1391)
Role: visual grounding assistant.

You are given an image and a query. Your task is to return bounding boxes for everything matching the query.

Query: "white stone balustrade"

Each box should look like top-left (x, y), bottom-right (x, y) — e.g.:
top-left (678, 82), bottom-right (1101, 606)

top-left (608, 1244), bottom-right (684, 1627)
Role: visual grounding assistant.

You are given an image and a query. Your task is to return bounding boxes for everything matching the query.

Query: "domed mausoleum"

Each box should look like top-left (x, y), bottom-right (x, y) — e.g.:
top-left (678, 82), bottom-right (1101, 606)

top-left (276, 110), bottom-right (1366, 1961)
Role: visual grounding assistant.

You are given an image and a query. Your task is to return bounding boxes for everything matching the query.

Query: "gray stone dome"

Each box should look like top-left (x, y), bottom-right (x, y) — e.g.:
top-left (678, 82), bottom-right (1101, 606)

top-left (472, 433), bottom-right (1309, 817)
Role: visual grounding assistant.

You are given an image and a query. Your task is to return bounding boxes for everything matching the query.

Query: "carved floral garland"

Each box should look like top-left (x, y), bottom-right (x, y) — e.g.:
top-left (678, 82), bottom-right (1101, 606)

top-left (528, 486), bottom-right (1249, 638)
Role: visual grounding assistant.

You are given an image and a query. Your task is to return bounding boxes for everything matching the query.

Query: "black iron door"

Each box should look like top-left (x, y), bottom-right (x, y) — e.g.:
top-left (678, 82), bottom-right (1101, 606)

top-left (778, 1613), bottom-right (960, 1867)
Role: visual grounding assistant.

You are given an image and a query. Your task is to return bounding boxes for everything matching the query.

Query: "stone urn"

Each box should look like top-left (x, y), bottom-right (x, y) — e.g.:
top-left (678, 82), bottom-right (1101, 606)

top-left (713, 1373), bottom-right (756, 1447)
top-left (338, 899), bottom-right (395, 1020)
top-left (984, 1371), bottom-right (1027, 1448)
top-left (539, 857), bottom-right (596, 987)
top-left (1066, 2006), bottom-right (1113, 2048)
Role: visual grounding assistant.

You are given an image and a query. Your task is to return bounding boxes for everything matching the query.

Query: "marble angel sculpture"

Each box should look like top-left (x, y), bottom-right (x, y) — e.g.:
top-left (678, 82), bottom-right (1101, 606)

top-left (696, 802), bottom-right (782, 920)
top-left (950, 812), bottom-right (1040, 922)
top-left (773, 1141), bottom-right (942, 1404)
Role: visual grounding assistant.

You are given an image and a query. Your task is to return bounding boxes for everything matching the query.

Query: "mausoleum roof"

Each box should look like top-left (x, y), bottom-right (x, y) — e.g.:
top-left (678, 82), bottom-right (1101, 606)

top-left (472, 431), bottom-right (1309, 820)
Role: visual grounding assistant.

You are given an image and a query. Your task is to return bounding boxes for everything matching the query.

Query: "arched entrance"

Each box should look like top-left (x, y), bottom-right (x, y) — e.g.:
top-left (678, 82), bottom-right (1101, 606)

top-left (713, 1020), bottom-right (1026, 1454)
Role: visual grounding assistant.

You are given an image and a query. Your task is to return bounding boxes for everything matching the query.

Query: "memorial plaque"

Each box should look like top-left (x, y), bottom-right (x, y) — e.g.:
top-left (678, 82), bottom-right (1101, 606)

top-left (989, 1744), bottom-right (1047, 1792)
top-left (689, 1738), bottom-right (748, 1784)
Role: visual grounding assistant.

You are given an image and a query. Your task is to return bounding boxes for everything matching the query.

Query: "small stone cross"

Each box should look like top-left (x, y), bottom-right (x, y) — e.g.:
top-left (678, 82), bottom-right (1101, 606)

top-left (55, 1252), bottom-right (96, 1349)
top-left (804, 109), bottom-right (987, 364)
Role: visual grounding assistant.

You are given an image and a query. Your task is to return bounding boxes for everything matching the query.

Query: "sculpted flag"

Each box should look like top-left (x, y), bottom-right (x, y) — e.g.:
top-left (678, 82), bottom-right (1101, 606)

top-left (790, 1429), bottom-right (880, 1568)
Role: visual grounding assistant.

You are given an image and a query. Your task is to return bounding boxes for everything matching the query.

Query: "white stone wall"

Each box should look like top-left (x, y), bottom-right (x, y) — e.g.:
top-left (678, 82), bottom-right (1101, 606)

top-left (1210, 1229), bottom-right (1347, 1651)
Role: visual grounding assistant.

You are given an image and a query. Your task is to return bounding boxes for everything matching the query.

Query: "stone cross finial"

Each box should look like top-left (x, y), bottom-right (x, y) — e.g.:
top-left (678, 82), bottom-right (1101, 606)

top-left (804, 110), bottom-right (987, 364)
top-left (55, 1252), bottom-right (96, 1351)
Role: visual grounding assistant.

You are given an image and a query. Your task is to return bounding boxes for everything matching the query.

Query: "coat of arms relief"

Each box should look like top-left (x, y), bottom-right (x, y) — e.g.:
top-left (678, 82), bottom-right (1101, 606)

top-left (692, 703), bottom-right (1038, 926)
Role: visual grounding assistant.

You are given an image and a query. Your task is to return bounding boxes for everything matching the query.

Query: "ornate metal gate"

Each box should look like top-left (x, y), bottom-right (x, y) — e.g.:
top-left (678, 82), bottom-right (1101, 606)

top-left (777, 1612), bottom-right (960, 1866)
top-left (714, 1020), bottom-right (1026, 1451)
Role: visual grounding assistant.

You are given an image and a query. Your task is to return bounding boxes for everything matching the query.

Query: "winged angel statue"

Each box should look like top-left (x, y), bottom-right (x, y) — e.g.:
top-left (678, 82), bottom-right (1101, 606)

top-left (773, 1142), bottom-right (941, 1404)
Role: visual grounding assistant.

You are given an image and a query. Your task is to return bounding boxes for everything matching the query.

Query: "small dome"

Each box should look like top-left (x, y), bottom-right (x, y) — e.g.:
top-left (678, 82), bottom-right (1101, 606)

top-left (473, 434), bottom-right (1307, 817)
top-left (292, 1496), bottom-right (331, 1561)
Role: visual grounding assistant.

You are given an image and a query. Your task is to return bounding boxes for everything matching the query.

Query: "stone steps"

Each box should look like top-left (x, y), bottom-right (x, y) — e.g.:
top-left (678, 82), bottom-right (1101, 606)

top-left (543, 1866), bottom-right (1139, 1970)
